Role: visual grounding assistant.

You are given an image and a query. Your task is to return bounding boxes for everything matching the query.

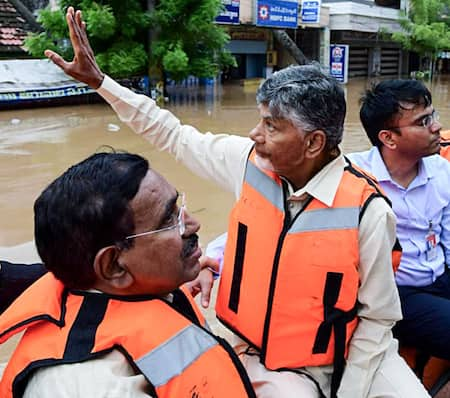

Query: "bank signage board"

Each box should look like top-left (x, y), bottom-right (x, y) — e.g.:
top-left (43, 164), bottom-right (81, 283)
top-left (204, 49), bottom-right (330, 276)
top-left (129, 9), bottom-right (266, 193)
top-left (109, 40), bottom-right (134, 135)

top-left (300, 0), bottom-right (321, 24)
top-left (216, 0), bottom-right (240, 24)
top-left (256, 0), bottom-right (298, 28)
top-left (330, 44), bottom-right (349, 84)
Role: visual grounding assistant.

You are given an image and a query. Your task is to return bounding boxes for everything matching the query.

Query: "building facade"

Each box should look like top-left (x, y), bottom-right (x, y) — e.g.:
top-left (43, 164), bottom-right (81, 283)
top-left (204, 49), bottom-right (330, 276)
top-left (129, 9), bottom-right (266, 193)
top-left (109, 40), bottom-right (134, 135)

top-left (216, 0), bottom-right (408, 80)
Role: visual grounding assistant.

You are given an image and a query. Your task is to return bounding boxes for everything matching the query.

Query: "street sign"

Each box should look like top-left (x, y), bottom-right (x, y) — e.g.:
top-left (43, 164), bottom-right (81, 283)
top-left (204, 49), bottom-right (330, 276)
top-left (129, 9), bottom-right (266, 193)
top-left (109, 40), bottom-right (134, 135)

top-left (256, 0), bottom-right (298, 28)
top-left (301, 0), bottom-right (321, 24)
top-left (330, 44), bottom-right (349, 84)
top-left (216, 0), bottom-right (240, 24)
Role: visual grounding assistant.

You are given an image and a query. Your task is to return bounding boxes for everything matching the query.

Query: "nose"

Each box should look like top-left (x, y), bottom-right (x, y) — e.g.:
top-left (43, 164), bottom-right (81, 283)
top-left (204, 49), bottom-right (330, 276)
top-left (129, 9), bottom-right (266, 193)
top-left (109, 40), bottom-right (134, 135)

top-left (249, 121), bottom-right (265, 144)
top-left (183, 210), bottom-right (200, 237)
top-left (431, 119), bottom-right (442, 135)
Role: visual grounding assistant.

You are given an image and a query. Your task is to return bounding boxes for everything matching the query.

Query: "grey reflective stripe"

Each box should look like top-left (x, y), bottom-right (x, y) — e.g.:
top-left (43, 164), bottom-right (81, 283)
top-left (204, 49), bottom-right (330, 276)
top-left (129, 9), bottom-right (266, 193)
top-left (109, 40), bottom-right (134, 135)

top-left (245, 161), bottom-right (284, 211)
top-left (136, 324), bottom-right (218, 387)
top-left (289, 207), bottom-right (360, 234)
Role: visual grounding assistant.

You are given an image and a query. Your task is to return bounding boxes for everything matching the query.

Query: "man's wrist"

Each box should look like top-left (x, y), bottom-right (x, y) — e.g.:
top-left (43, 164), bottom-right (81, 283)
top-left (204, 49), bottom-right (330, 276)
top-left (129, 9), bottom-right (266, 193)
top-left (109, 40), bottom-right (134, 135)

top-left (90, 72), bottom-right (105, 90)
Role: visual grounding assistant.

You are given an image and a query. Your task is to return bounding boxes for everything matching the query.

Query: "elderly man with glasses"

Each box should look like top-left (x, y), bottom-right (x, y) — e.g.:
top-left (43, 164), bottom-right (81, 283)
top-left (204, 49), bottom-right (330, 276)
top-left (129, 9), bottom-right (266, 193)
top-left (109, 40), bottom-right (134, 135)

top-left (0, 151), bottom-right (256, 398)
top-left (348, 79), bottom-right (450, 362)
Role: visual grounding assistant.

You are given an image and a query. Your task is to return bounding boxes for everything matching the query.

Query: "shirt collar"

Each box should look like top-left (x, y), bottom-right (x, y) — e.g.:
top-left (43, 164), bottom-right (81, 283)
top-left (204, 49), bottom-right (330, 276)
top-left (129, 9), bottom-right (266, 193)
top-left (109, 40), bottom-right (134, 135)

top-left (369, 147), bottom-right (433, 186)
top-left (285, 154), bottom-right (345, 208)
top-left (366, 147), bottom-right (392, 182)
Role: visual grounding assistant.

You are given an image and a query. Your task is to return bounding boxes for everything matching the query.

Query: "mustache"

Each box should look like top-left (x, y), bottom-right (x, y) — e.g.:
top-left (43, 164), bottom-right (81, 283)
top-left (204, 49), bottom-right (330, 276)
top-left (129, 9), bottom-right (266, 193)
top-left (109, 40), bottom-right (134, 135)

top-left (181, 233), bottom-right (199, 258)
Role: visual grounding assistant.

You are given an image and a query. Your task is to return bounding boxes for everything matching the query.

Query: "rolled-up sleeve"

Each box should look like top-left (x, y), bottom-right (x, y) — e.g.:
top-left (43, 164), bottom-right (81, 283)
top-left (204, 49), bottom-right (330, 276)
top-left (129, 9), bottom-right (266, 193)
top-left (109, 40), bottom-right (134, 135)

top-left (98, 76), bottom-right (253, 198)
top-left (338, 198), bottom-right (402, 398)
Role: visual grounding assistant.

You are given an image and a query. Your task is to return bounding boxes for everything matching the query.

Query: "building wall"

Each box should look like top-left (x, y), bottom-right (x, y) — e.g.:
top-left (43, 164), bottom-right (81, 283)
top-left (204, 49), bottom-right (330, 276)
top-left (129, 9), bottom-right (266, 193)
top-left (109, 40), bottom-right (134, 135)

top-left (323, 0), bottom-right (402, 32)
top-left (324, 0), bottom-right (407, 77)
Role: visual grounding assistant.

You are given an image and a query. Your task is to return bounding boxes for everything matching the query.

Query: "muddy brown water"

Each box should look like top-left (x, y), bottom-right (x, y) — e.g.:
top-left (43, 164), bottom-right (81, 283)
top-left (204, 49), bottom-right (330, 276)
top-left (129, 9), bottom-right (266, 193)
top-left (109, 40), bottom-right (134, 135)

top-left (0, 75), bottom-right (449, 363)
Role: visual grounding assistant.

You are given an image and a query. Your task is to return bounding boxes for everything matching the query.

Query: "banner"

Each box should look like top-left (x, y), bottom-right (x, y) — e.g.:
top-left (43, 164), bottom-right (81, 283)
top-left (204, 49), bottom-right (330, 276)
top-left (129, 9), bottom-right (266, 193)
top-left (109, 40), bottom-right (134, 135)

top-left (330, 44), bottom-right (349, 84)
top-left (216, 0), bottom-right (240, 24)
top-left (0, 85), bottom-right (94, 103)
top-left (256, 0), bottom-right (298, 28)
top-left (301, 0), bottom-right (321, 24)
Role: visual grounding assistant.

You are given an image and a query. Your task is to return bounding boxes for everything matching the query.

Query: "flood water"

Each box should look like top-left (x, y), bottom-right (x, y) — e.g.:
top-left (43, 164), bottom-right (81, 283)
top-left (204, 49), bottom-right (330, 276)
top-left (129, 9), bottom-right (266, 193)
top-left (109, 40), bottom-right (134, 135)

top-left (0, 75), bottom-right (448, 360)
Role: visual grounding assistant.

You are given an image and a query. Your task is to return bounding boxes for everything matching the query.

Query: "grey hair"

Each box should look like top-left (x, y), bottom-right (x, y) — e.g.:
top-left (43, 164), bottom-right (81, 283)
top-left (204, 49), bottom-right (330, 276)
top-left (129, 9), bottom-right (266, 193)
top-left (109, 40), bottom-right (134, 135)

top-left (256, 63), bottom-right (346, 149)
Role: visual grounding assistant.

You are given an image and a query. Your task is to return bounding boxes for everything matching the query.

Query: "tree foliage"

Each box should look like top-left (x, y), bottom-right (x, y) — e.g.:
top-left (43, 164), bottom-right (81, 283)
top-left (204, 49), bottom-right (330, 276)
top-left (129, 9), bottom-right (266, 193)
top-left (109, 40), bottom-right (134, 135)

top-left (24, 0), bottom-right (236, 81)
top-left (25, 0), bottom-right (151, 78)
top-left (149, 0), bottom-right (236, 81)
top-left (392, 0), bottom-right (450, 61)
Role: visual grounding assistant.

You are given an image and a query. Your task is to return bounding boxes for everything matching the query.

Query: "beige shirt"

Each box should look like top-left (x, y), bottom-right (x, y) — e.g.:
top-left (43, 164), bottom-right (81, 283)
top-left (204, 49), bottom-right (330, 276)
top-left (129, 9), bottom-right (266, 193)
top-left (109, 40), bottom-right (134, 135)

top-left (23, 76), bottom-right (402, 398)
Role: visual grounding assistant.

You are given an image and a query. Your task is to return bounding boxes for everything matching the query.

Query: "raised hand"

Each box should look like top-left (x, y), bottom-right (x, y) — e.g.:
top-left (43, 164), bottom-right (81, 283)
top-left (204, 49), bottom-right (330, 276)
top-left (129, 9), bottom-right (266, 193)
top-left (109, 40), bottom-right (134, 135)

top-left (44, 6), bottom-right (104, 89)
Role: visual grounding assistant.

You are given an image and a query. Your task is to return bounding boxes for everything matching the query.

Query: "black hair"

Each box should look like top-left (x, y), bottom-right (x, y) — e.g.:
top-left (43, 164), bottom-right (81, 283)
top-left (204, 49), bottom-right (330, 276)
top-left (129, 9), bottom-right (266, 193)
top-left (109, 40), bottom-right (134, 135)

top-left (34, 152), bottom-right (149, 289)
top-left (360, 79), bottom-right (432, 147)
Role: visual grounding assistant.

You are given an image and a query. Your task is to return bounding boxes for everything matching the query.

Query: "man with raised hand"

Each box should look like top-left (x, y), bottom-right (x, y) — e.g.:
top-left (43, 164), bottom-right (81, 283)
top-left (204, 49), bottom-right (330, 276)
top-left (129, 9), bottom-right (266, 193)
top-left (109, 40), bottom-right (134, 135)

top-left (44, 8), bottom-right (429, 397)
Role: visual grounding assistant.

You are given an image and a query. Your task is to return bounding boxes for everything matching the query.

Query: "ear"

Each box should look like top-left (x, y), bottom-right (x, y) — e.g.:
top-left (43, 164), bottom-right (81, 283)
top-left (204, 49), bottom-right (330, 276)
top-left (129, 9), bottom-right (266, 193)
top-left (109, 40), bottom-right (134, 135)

top-left (305, 130), bottom-right (326, 158)
top-left (378, 129), bottom-right (397, 149)
top-left (93, 246), bottom-right (134, 291)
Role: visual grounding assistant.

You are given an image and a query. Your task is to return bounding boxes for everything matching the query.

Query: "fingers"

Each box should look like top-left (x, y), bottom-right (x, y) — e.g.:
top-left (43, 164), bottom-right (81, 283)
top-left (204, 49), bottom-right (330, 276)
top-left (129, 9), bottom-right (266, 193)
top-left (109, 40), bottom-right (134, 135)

top-left (200, 256), bottom-right (219, 273)
top-left (199, 271), bottom-right (214, 308)
top-left (79, 17), bottom-right (95, 59)
top-left (44, 50), bottom-right (68, 71)
top-left (66, 8), bottom-right (83, 56)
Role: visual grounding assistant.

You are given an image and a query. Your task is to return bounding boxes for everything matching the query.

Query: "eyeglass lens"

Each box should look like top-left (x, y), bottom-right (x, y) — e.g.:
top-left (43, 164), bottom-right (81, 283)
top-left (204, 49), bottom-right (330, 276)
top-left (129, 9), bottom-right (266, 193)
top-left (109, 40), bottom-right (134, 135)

top-left (423, 110), bottom-right (439, 128)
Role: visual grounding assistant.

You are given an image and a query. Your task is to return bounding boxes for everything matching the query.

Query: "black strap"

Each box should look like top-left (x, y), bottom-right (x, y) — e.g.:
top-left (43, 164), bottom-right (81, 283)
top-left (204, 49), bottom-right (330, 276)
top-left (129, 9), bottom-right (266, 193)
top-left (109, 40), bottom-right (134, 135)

top-left (229, 222), bottom-right (248, 313)
top-left (312, 272), bottom-right (357, 398)
top-left (171, 289), bottom-right (202, 327)
top-left (64, 294), bottom-right (109, 360)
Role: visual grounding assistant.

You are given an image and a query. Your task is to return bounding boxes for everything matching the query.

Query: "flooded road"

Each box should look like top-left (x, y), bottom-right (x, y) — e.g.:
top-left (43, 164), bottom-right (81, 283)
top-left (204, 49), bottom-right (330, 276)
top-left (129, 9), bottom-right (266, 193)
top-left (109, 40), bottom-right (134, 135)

top-left (1, 75), bottom-right (449, 249)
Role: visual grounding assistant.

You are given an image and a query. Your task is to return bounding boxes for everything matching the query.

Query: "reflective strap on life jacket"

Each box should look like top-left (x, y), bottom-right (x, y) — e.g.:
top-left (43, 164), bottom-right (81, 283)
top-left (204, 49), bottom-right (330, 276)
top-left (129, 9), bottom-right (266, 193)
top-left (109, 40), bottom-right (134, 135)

top-left (289, 207), bottom-right (360, 233)
top-left (245, 161), bottom-right (284, 211)
top-left (136, 324), bottom-right (218, 387)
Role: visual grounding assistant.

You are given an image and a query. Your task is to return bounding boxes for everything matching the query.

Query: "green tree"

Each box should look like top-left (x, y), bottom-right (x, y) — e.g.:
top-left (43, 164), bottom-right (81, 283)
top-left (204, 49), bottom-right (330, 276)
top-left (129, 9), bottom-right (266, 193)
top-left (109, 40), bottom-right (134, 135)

top-left (392, 0), bottom-right (450, 76)
top-left (25, 0), bottom-right (235, 81)
top-left (149, 0), bottom-right (236, 81)
top-left (25, 0), bottom-right (151, 78)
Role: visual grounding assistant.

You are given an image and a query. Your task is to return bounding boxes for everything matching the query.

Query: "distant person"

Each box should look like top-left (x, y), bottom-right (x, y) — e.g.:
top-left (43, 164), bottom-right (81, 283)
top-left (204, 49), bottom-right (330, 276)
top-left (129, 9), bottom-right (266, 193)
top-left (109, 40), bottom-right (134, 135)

top-left (0, 152), bottom-right (255, 398)
top-left (440, 129), bottom-right (450, 161)
top-left (348, 79), bottom-right (450, 363)
top-left (44, 8), bottom-right (429, 397)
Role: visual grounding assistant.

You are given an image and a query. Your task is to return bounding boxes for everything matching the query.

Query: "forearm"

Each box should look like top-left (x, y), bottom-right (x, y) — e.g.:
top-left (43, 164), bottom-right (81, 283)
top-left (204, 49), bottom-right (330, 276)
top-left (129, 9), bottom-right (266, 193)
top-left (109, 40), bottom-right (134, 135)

top-left (97, 76), bottom-right (252, 196)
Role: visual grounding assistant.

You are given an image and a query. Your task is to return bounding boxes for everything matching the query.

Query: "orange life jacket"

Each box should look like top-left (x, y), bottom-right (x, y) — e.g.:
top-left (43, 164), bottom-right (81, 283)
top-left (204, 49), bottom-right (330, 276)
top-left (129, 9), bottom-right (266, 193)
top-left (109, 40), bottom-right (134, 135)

top-left (0, 273), bottom-right (255, 398)
top-left (441, 130), bottom-right (450, 161)
top-left (216, 150), bottom-right (400, 397)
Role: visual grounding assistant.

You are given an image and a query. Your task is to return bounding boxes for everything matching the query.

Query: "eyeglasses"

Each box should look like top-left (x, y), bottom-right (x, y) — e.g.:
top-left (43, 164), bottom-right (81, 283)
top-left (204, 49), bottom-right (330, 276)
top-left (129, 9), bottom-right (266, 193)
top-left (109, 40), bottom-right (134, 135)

top-left (125, 193), bottom-right (186, 240)
top-left (418, 110), bottom-right (440, 128)
top-left (391, 110), bottom-right (440, 130)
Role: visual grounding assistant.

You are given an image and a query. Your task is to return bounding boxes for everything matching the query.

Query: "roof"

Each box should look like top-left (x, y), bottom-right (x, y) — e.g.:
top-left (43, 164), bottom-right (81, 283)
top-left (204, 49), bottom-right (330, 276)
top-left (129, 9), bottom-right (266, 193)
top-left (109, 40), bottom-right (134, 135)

top-left (0, 0), bottom-right (41, 54)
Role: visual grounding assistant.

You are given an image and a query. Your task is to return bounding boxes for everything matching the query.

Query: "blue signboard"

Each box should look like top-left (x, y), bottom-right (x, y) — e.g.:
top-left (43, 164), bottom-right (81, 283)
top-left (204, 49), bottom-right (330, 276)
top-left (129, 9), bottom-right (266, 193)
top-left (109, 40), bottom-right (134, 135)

top-left (216, 0), bottom-right (240, 24)
top-left (301, 0), bottom-right (320, 23)
top-left (330, 44), bottom-right (349, 84)
top-left (0, 85), bottom-right (94, 103)
top-left (256, 0), bottom-right (298, 28)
